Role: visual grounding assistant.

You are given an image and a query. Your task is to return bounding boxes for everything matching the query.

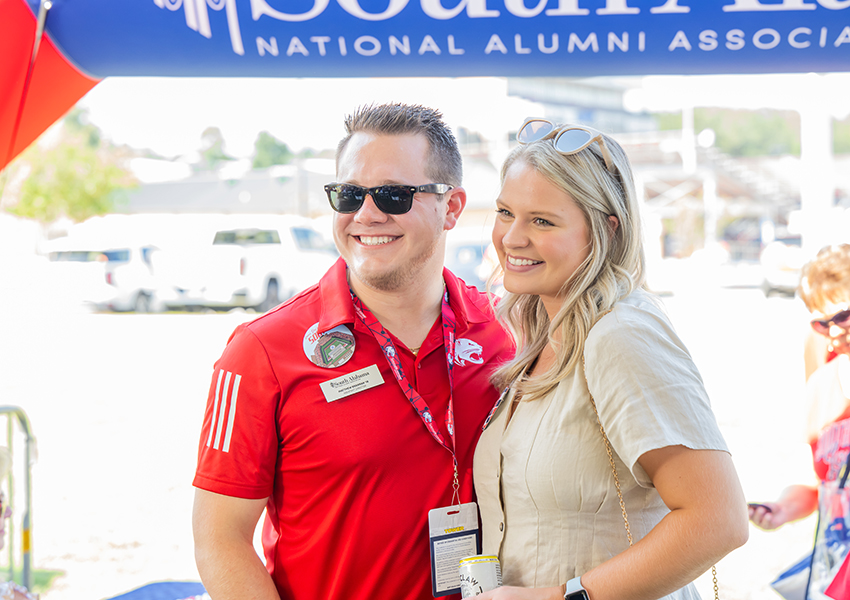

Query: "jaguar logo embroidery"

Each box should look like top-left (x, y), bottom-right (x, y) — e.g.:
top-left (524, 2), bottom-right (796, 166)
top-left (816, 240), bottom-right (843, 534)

top-left (454, 338), bottom-right (483, 366)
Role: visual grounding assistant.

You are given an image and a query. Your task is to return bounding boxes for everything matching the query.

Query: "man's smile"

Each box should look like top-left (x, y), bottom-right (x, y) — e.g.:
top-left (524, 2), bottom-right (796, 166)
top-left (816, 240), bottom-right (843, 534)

top-left (357, 235), bottom-right (400, 246)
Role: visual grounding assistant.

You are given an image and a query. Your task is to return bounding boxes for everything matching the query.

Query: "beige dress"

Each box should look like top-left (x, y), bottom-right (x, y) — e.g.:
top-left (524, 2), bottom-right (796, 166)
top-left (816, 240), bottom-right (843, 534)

top-left (473, 290), bottom-right (729, 599)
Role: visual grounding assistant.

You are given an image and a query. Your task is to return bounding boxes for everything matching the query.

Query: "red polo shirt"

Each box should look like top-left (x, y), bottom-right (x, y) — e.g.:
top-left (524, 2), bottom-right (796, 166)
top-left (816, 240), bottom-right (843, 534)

top-left (193, 258), bottom-right (513, 600)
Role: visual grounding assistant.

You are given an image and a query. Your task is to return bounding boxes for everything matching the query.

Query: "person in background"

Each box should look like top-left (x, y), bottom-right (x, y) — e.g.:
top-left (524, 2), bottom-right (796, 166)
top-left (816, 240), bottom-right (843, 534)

top-left (471, 119), bottom-right (748, 600)
top-left (804, 324), bottom-right (835, 382)
top-left (192, 103), bottom-right (513, 600)
top-left (749, 244), bottom-right (850, 599)
top-left (0, 448), bottom-right (36, 600)
top-left (750, 244), bottom-right (850, 529)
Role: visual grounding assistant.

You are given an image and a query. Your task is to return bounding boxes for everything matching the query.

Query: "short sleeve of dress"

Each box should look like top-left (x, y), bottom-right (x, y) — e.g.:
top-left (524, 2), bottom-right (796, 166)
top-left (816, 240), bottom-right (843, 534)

top-left (583, 291), bottom-right (729, 488)
top-left (193, 324), bottom-right (282, 499)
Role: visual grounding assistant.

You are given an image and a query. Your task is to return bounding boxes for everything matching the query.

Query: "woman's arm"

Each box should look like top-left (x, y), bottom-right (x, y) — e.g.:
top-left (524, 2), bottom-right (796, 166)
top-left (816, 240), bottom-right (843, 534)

top-left (473, 446), bottom-right (748, 600)
top-left (578, 446), bottom-right (748, 600)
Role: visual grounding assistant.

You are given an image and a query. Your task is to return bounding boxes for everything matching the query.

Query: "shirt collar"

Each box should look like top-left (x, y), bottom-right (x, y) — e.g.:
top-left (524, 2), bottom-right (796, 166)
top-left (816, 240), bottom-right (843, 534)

top-left (317, 258), bottom-right (356, 333)
top-left (442, 266), bottom-right (492, 332)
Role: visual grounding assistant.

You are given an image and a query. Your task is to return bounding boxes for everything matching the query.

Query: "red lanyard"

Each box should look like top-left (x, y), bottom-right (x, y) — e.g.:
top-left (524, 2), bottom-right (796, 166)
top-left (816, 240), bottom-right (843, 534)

top-left (350, 286), bottom-right (459, 477)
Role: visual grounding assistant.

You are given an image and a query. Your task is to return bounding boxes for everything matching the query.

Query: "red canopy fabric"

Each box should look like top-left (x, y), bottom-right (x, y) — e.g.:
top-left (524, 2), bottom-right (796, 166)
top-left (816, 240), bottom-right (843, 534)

top-left (0, 0), bottom-right (99, 171)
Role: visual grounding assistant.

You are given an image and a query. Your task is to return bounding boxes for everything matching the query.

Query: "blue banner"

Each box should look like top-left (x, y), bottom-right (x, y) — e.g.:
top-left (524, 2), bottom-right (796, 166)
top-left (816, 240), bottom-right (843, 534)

top-left (39, 0), bottom-right (850, 78)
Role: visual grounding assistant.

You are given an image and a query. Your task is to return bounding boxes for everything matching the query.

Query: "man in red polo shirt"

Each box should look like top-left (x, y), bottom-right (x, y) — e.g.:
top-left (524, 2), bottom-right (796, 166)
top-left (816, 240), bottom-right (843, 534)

top-left (192, 103), bottom-right (513, 600)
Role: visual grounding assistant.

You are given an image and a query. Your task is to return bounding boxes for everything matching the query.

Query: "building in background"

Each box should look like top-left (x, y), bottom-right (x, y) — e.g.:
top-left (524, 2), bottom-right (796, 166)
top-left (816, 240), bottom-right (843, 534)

top-left (506, 77), bottom-right (656, 134)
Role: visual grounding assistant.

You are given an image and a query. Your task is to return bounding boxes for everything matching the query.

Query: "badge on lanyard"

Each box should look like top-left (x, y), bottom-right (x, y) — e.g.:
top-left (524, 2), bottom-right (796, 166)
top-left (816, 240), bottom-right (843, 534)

top-left (428, 502), bottom-right (481, 597)
top-left (302, 322), bottom-right (355, 368)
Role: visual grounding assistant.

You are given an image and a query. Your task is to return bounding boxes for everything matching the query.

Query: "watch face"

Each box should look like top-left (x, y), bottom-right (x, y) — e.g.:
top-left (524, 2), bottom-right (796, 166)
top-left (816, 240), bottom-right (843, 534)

top-left (565, 591), bottom-right (590, 600)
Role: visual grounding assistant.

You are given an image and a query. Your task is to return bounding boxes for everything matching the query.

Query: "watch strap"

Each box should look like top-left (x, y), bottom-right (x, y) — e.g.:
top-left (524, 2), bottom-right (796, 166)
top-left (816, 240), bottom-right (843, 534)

top-left (565, 576), bottom-right (584, 594)
top-left (564, 576), bottom-right (587, 600)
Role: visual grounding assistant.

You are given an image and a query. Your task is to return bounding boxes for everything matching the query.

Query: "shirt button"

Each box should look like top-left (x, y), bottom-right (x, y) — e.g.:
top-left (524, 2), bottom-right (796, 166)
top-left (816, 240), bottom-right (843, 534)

top-left (499, 522), bottom-right (504, 532)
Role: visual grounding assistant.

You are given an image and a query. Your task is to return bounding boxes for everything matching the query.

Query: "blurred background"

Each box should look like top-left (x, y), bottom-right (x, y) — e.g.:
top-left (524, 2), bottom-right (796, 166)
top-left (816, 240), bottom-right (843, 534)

top-left (1, 70), bottom-right (849, 599)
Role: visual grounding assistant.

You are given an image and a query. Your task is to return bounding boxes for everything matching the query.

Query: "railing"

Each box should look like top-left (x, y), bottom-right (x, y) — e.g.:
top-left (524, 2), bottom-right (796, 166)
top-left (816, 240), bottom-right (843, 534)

top-left (0, 407), bottom-right (35, 590)
top-left (617, 129), bottom-right (800, 209)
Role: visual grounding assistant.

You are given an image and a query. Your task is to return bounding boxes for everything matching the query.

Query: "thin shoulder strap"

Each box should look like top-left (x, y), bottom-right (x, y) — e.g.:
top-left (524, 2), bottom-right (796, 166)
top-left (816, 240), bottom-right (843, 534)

top-left (580, 353), bottom-right (633, 546)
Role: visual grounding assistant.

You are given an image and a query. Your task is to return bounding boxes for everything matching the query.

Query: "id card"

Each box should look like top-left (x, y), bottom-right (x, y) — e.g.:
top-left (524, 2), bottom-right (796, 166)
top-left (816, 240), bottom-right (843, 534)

top-left (428, 502), bottom-right (480, 597)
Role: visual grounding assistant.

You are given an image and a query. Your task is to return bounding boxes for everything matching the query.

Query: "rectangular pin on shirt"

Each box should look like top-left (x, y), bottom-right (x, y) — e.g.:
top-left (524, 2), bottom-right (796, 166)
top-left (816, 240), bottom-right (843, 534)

top-left (320, 364), bottom-right (384, 402)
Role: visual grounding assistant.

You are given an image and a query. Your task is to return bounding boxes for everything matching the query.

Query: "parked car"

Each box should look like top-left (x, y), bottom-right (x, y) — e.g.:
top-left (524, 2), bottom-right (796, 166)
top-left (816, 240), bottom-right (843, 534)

top-left (155, 215), bottom-right (337, 312)
top-left (44, 238), bottom-right (163, 312)
top-left (445, 227), bottom-right (500, 293)
top-left (760, 236), bottom-right (804, 297)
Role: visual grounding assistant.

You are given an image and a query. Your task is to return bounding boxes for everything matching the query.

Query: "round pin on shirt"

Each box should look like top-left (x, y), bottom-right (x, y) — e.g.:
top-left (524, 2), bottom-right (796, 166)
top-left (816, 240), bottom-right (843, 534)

top-left (303, 323), bottom-right (355, 368)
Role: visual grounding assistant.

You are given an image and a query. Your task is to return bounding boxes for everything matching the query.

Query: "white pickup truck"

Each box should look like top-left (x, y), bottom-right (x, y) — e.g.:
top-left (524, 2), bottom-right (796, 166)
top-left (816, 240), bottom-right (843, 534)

top-left (155, 215), bottom-right (337, 312)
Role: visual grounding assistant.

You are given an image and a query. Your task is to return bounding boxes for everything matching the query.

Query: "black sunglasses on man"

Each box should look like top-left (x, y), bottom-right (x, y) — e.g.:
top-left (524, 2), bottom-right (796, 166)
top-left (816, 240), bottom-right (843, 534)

top-left (324, 183), bottom-right (454, 215)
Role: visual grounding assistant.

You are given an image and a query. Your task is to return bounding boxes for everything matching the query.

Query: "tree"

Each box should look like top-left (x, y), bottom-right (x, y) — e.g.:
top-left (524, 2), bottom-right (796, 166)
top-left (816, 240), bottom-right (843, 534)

top-left (252, 131), bottom-right (294, 169)
top-left (696, 108), bottom-right (800, 157)
top-left (197, 126), bottom-right (235, 171)
top-left (64, 107), bottom-right (101, 148)
top-left (834, 117), bottom-right (850, 154)
top-left (654, 108), bottom-right (801, 157)
top-left (2, 110), bottom-right (136, 224)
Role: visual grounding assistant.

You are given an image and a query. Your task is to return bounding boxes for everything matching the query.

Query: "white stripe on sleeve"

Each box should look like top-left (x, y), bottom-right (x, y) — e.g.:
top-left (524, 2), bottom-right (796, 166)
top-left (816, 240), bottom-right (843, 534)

top-left (213, 371), bottom-right (232, 450)
top-left (222, 374), bottom-right (241, 453)
top-left (207, 369), bottom-right (225, 448)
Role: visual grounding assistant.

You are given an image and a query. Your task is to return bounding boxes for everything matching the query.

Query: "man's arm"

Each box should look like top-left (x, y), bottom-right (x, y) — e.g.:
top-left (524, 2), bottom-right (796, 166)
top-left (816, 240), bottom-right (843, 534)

top-left (193, 488), bottom-right (281, 600)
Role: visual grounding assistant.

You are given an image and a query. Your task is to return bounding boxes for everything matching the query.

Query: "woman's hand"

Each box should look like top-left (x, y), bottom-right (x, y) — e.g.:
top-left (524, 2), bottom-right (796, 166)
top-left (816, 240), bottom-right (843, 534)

top-left (468, 585), bottom-right (563, 600)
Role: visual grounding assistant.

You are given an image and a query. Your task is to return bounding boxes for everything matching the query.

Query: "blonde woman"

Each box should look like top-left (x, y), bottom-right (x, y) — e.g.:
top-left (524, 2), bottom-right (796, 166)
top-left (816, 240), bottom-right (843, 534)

top-left (471, 120), bottom-right (748, 600)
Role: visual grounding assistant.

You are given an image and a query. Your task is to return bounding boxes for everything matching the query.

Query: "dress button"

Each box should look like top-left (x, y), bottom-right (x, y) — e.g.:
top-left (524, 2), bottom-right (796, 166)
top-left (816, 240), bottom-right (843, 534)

top-left (499, 522), bottom-right (504, 532)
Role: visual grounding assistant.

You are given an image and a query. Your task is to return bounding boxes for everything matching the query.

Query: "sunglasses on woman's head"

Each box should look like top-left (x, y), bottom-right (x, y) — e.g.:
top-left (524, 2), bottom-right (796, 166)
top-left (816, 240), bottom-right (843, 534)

top-left (324, 183), bottom-right (454, 215)
top-left (517, 118), bottom-right (615, 173)
top-left (811, 308), bottom-right (850, 336)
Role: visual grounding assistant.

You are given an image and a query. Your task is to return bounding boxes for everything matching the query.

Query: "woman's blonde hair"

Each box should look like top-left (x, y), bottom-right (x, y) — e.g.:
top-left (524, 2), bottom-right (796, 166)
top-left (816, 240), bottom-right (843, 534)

top-left (490, 128), bottom-right (646, 399)
top-left (799, 244), bottom-right (850, 313)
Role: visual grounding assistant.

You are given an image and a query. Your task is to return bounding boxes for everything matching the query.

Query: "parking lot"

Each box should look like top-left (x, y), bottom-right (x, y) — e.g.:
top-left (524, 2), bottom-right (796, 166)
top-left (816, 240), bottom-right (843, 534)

top-left (0, 260), bottom-right (823, 600)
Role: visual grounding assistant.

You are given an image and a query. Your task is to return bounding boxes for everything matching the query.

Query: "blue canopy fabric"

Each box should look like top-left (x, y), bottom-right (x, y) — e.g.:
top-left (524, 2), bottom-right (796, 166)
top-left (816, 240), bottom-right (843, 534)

top-left (34, 0), bottom-right (850, 78)
top-left (105, 581), bottom-right (206, 600)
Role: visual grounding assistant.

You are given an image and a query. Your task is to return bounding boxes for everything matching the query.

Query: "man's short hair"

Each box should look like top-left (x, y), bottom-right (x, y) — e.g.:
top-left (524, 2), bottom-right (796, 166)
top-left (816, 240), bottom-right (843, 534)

top-left (337, 103), bottom-right (463, 187)
top-left (799, 243), bottom-right (850, 313)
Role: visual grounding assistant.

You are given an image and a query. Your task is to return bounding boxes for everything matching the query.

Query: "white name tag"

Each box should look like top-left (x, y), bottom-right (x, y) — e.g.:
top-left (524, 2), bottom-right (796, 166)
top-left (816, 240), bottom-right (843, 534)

top-left (320, 364), bottom-right (384, 402)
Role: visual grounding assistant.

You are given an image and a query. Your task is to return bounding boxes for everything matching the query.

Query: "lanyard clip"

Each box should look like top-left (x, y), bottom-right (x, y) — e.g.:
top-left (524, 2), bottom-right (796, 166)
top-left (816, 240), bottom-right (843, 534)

top-left (450, 459), bottom-right (461, 509)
